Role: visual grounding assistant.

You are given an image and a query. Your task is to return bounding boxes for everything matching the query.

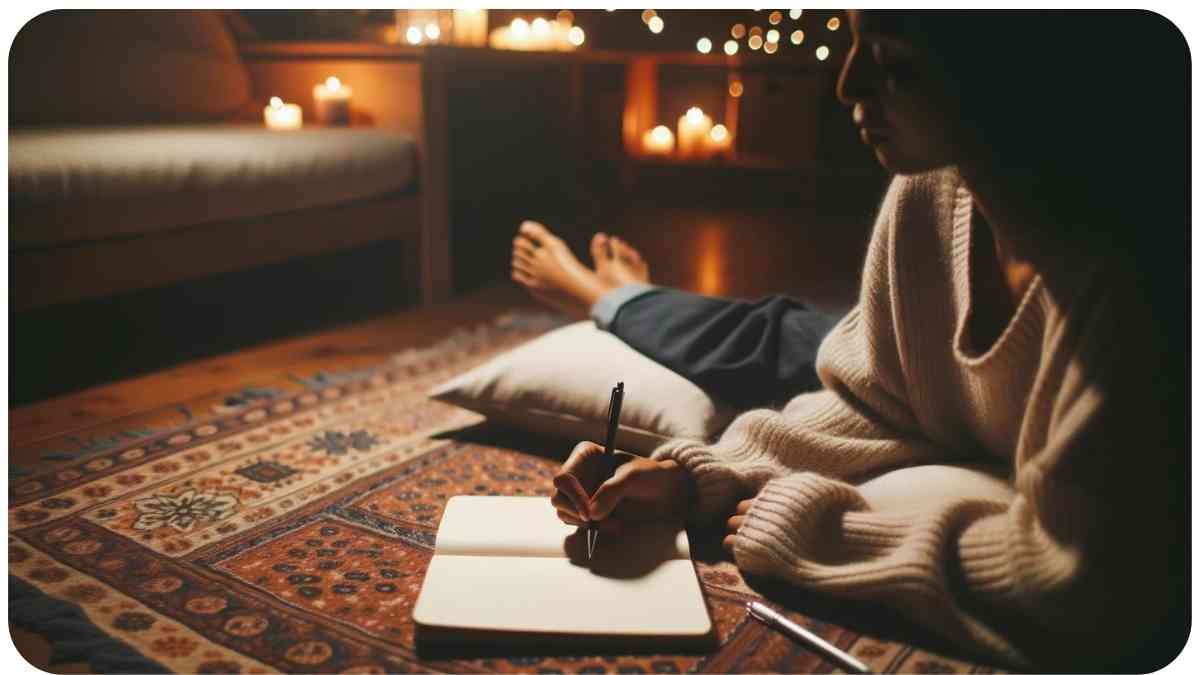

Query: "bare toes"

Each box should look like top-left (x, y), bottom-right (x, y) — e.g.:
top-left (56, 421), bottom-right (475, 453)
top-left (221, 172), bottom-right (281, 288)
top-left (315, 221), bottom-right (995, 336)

top-left (590, 232), bottom-right (611, 267)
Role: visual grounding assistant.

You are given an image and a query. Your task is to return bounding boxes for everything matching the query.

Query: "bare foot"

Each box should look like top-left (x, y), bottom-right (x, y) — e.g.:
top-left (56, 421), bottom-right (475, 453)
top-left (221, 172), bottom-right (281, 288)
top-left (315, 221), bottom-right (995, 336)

top-left (511, 221), bottom-right (616, 318)
top-left (590, 233), bottom-right (651, 288)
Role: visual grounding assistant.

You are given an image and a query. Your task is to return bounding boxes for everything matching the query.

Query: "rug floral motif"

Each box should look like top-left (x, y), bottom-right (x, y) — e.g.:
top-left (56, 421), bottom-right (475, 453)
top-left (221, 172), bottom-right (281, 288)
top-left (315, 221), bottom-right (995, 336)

top-left (9, 314), bottom-right (1002, 674)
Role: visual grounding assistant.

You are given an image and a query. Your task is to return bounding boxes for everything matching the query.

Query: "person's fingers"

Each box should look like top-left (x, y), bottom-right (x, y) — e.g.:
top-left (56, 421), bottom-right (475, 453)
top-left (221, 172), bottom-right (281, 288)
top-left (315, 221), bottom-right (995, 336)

top-left (726, 514), bottom-right (745, 534)
top-left (736, 498), bottom-right (754, 516)
top-left (556, 508), bottom-right (586, 526)
top-left (589, 460), bottom-right (642, 520)
top-left (550, 490), bottom-right (576, 514)
top-left (519, 220), bottom-right (554, 246)
top-left (552, 472), bottom-right (593, 520)
top-left (723, 533), bottom-right (737, 555)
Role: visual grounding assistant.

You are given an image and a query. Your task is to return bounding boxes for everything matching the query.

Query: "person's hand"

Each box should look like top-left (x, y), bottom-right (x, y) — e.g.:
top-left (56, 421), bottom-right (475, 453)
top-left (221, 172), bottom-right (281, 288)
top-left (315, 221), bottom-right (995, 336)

top-left (551, 441), bottom-right (693, 529)
top-left (723, 498), bottom-right (755, 555)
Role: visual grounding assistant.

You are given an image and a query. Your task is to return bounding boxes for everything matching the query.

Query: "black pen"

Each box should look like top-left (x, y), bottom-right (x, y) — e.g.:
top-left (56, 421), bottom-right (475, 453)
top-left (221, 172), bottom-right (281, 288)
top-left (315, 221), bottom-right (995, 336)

top-left (588, 381), bottom-right (624, 560)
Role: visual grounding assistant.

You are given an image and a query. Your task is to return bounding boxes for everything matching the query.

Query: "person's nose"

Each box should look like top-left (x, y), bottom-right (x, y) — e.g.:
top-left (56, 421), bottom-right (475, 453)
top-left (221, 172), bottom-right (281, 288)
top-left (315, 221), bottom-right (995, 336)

top-left (836, 42), bottom-right (873, 106)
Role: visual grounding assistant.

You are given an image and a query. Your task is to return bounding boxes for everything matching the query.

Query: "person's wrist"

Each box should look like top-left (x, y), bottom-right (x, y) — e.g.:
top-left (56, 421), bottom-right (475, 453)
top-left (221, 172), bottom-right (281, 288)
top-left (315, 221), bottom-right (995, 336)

top-left (658, 459), bottom-right (696, 517)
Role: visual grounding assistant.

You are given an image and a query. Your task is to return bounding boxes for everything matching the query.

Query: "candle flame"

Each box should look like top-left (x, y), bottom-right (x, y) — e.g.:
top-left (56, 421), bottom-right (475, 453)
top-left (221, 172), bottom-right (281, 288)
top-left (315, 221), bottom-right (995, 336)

top-left (731, 23), bottom-right (746, 39)
top-left (791, 29), bottom-right (805, 45)
top-left (816, 45), bottom-right (831, 61)
top-left (769, 11), bottom-right (783, 25)
top-left (789, 9), bottom-right (803, 20)
top-left (728, 80), bottom-right (744, 97)
top-left (696, 37), bottom-right (712, 54)
top-left (710, 124), bottom-right (728, 142)
top-left (686, 107), bottom-right (704, 125)
top-left (425, 22), bottom-right (440, 40)
top-left (511, 18), bottom-right (529, 37)
top-left (767, 29), bottom-right (780, 43)
top-left (748, 35), bottom-right (763, 50)
top-left (827, 17), bottom-right (841, 31)
top-left (532, 17), bottom-right (549, 35)
top-left (568, 26), bottom-right (586, 46)
top-left (651, 125), bottom-right (672, 143)
top-left (406, 26), bottom-right (423, 44)
top-left (724, 40), bottom-right (739, 55)
top-left (269, 96), bottom-right (283, 109)
top-left (648, 16), bottom-right (664, 34)
top-left (325, 76), bottom-right (341, 92)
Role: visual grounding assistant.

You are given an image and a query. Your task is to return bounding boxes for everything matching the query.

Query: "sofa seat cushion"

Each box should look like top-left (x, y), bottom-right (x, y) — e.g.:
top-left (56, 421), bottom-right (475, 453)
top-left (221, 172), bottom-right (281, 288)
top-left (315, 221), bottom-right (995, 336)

top-left (10, 125), bottom-right (418, 249)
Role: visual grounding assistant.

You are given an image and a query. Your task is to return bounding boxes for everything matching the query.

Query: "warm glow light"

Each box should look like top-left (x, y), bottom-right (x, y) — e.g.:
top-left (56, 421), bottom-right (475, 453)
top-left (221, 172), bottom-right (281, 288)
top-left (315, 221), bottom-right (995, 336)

top-left (766, 29), bottom-right (780, 43)
top-left (324, 76), bottom-right (341, 92)
top-left (648, 16), bottom-right (664, 33)
top-left (790, 29), bottom-right (804, 45)
top-left (556, 9), bottom-right (574, 25)
top-left (696, 37), bottom-right (712, 54)
top-left (789, 9), bottom-right (803, 20)
top-left (406, 26), bottom-right (423, 44)
top-left (710, 124), bottom-right (728, 142)
top-left (724, 39), bottom-right (739, 55)
top-left (764, 40), bottom-right (778, 54)
top-left (768, 11), bottom-right (782, 25)
top-left (641, 9), bottom-right (657, 24)
top-left (651, 125), bottom-right (672, 143)
top-left (816, 45), bottom-right (830, 60)
top-left (748, 34), bottom-right (763, 50)
top-left (728, 80), bottom-right (744, 97)
top-left (425, 22), bottom-right (440, 40)
top-left (749, 25), bottom-right (763, 37)
top-left (532, 17), bottom-right (549, 35)
top-left (686, 106), bottom-right (704, 124)
top-left (731, 23), bottom-right (746, 39)
top-left (269, 96), bottom-right (283, 109)
top-left (827, 16), bottom-right (841, 31)
top-left (511, 18), bottom-right (529, 38)
top-left (568, 26), bottom-right (586, 46)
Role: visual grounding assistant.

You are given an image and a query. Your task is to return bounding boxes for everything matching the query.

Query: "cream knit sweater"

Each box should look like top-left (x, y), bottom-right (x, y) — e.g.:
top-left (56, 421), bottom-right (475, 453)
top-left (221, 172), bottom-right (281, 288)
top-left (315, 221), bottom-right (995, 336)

top-left (653, 168), bottom-right (1181, 668)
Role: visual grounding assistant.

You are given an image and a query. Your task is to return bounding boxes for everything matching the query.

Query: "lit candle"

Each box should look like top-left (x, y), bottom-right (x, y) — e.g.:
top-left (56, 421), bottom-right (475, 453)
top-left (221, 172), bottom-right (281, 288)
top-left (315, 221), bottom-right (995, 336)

top-left (706, 124), bottom-right (733, 156)
top-left (677, 106), bottom-right (713, 158)
top-left (263, 96), bottom-right (302, 131)
top-left (452, 9), bottom-right (488, 46)
top-left (313, 76), bottom-right (352, 126)
top-left (642, 125), bottom-right (675, 156)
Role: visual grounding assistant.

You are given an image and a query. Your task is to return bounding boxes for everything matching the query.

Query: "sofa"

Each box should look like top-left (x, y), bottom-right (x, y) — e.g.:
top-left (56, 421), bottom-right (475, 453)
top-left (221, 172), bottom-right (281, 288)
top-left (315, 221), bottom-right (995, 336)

top-left (8, 10), bottom-right (449, 312)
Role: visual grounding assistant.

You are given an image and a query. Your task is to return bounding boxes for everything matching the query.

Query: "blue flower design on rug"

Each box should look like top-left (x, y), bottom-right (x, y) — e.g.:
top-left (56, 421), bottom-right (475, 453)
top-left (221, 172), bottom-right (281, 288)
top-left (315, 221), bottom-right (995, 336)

top-left (307, 430), bottom-right (380, 456)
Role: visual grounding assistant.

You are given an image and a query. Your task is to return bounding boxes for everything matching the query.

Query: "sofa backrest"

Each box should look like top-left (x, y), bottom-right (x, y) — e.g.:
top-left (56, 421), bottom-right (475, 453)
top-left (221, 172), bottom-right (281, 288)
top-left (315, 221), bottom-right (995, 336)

top-left (10, 10), bottom-right (254, 125)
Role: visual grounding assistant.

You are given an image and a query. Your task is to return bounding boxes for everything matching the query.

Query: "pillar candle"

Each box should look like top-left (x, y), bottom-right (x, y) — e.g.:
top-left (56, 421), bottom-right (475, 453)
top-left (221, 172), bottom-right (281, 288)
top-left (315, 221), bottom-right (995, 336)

top-left (677, 107), bottom-right (713, 158)
top-left (453, 9), bottom-right (488, 46)
top-left (706, 124), bottom-right (733, 156)
top-left (642, 125), bottom-right (675, 156)
top-left (264, 97), bottom-right (302, 131)
top-left (313, 76), bottom-right (352, 126)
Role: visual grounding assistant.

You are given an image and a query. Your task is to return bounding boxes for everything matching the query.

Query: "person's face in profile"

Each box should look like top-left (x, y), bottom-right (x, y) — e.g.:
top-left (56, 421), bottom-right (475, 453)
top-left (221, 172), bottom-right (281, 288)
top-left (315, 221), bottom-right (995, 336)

top-left (837, 11), bottom-right (965, 174)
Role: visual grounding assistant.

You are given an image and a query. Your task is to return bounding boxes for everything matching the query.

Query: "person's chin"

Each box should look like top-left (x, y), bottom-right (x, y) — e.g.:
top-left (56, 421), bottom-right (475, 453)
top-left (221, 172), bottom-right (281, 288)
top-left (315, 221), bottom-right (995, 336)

top-left (871, 143), bottom-right (945, 175)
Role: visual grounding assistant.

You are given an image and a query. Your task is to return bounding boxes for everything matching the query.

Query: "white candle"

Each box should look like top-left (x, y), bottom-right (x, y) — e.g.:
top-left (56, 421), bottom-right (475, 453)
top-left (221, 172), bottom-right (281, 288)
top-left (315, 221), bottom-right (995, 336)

top-left (453, 9), bottom-right (488, 46)
top-left (677, 106), bottom-right (713, 158)
top-left (706, 124), bottom-right (733, 156)
top-left (313, 76), bottom-right (352, 126)
top-left (263, 96), bottom-right (302, 131)
top-left (642, 125), bottom-right (675, 156)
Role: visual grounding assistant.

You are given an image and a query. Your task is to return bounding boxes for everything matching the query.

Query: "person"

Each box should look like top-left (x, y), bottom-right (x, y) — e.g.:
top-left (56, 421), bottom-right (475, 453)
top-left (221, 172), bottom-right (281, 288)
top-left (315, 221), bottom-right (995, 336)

top-left (518, 11), bottom-right (1188, 670)
top-left (510, 221), bottom-right (843, 409)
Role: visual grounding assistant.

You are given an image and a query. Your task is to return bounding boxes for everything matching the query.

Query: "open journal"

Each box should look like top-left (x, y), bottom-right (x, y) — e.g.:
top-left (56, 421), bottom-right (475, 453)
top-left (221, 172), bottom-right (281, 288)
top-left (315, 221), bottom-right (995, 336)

top-left (413, 496), bottom-right (714, 648)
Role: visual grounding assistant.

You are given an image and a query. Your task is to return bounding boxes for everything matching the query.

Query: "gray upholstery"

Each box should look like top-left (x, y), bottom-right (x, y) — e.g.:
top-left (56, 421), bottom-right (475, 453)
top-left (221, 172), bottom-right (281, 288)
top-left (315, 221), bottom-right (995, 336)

top-left (10, 125), bottom-right (418, 249)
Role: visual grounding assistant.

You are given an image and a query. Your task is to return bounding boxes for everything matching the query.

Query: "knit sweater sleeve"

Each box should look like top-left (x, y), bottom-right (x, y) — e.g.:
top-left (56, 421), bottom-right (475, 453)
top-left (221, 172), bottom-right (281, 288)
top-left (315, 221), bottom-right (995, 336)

top-left (727, 281), bottom-right (1182, 668)
top-left (652, 175), bottom-right (958, 523)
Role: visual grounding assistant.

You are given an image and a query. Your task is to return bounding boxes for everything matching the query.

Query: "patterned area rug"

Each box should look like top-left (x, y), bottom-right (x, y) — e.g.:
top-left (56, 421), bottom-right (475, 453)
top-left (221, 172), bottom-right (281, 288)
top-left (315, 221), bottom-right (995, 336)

top-left (10, 314), bottom-right (1003, 674)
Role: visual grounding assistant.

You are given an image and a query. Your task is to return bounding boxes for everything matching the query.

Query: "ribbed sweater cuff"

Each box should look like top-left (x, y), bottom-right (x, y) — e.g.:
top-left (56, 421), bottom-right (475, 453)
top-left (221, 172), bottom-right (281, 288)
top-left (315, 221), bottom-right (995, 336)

top-left (956, 513), bottom-right (1019, 599)
top-left (652, 439), bottom-right (751, 525)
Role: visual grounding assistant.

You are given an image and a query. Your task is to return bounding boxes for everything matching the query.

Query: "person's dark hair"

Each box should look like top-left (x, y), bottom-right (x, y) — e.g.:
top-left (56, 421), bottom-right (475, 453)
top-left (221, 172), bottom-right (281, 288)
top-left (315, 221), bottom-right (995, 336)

top-left (875, 11), bottom-right (1189, 261)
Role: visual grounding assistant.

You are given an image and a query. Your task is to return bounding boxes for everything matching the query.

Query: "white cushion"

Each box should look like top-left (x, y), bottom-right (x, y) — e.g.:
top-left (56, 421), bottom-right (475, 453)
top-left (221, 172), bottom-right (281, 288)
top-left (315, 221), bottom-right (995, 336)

top-left (9, 125), bottom-right (417, 248)
top-left (429, 321), bottom-right (736, 455)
